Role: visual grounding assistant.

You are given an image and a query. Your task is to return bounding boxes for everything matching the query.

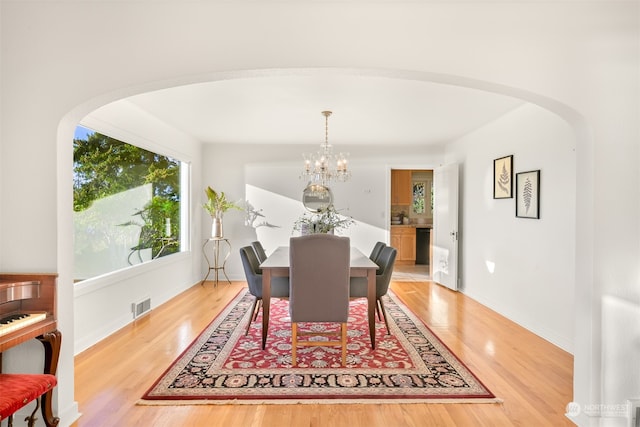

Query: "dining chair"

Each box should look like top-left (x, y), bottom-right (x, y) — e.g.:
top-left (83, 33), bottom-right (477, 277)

top-left (289, 234), bottom-right (351, 367)
top-left (369, 241), bottom-right (386, 273)
top-left (239, 246), bottom-right (289, 335)
top-left (349, 246), bottom-right (397, 333)
top-left (251, 241), bottom-right (268, 263)
top-left (369, 241), bottom-right (386, 262)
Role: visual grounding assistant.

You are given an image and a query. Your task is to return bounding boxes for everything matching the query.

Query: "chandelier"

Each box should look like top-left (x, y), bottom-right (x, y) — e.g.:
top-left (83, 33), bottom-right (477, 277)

top-left (300, 111), bottom-right (351, 185)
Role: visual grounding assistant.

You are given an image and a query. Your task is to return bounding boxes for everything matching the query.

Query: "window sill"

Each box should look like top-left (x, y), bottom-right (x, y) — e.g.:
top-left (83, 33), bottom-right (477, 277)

top-left (73, 251), bottom-right (191, 298)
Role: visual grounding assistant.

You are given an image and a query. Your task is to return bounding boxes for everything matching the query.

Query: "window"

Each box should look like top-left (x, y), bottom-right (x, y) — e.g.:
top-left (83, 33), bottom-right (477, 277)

top-left (412, 182), bottom-right (426, 214)
top-left (73, 126), bottom-right (185, 281)
top-left (411, 171), bottom-right (433, 219)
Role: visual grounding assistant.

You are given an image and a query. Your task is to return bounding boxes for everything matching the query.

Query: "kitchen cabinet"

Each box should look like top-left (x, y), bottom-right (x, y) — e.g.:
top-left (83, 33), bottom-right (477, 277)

top-left (391, 170), bottom-right (412, 205)
top-left (391, 226), bottom-right (416, 265)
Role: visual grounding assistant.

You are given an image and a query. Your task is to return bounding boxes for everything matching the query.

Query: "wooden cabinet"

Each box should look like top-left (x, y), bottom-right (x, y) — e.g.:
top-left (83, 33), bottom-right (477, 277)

top-left (390, 227), bottom-right (416, 265)
top-left (391, 170), bottom-right (412, 205)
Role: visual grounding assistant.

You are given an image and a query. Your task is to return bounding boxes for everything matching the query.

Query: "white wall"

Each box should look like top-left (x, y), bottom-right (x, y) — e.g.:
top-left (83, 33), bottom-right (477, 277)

top-left (202, 143), bottom-right (444, 281)
top-left (1, 92), bottom-right (204, 423)
top-left (446, 104), bottom-right (576, 352)
top-left (0, 2), bottom-right (638, 427)
top-left (206, 103), bottom-right (577, 355)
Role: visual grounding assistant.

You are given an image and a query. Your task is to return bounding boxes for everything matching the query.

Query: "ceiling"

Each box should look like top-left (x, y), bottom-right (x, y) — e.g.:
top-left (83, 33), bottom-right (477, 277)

top-left (125, 74), bottom-right (525, 147)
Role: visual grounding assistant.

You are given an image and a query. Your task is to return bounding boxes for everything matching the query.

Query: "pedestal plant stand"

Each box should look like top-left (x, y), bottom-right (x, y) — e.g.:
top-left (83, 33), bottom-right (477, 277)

top-left (202, 186), bottom-right (242, 285)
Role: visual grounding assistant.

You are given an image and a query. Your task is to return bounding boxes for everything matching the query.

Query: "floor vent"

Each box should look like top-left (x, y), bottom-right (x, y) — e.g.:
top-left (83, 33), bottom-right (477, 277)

top-left (132, 298), bottom-right (151, 319)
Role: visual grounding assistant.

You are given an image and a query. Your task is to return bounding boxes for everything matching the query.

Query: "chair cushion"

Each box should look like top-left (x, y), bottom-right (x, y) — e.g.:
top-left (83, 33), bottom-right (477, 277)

top-left (0, 373), bottom-right (57, 420)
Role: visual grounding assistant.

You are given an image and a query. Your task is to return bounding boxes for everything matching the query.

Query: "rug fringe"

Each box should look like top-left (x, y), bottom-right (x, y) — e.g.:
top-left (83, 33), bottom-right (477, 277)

top-left (137, 397), bottom-right (503, 406)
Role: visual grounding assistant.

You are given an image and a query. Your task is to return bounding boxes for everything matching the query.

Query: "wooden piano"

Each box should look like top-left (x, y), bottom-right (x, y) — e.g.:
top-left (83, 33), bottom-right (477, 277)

top-left (0, 273), bottom-right (61, 427)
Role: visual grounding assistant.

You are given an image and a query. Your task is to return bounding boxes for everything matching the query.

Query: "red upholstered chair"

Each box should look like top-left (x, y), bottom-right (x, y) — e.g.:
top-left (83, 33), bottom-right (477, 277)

top-left (0, 373), bottom-right (57, 427)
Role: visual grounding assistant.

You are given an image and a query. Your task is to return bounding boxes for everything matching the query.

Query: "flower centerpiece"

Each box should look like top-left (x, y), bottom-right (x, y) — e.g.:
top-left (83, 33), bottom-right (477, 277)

top-left (203, 186), bottom-right (242, 238)
top-left (293, 205), bottom-right (355, 235)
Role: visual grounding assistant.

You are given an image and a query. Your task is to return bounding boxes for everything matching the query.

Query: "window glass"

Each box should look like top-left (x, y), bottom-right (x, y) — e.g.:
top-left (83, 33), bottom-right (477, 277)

top-left (411, 172), bottom-right (433, 219)
top-left (73, 126), bottom-right (183, 281)
top-left (413, 182), bottom-right (426, 214)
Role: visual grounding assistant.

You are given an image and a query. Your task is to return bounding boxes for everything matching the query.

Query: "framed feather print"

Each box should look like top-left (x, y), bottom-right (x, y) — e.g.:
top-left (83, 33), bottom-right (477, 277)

top-left (493, 155), bottom-right (513, 199)
top-left (516, 170), bottom-right (540, 219)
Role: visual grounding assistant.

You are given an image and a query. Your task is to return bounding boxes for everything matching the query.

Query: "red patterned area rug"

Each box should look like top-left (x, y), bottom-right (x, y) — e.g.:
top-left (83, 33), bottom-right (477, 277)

top-left (139, 290), bottom-right (499, 405)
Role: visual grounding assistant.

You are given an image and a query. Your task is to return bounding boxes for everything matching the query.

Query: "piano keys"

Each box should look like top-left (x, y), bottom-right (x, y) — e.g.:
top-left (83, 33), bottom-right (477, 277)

top-left (0, 312), bottom-right (48, 337)
top-left (0, 275), bottom-right (57, 352)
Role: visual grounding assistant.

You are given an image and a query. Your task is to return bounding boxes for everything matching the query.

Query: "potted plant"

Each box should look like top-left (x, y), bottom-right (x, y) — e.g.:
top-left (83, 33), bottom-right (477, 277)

top-left (203, 186), bottom-right (242, 238)
top-left (293, 205), bottom-right (355, 235)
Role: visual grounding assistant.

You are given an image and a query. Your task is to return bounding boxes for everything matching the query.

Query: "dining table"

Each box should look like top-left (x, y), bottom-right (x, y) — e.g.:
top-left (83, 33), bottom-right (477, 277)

top-left (259, 246), bottom-right (379, 350)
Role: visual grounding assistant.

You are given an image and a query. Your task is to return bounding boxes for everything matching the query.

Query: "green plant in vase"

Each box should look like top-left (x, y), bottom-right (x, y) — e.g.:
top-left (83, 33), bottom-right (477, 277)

top-left (293, 205), bottom-right (355, 235)
top-left (203, 186), bottom-right (242, 238)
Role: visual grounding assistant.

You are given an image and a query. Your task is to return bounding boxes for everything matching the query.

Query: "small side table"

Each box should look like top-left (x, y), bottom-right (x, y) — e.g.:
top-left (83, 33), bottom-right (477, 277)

top-left (201, 238), bottom-right (231, 286)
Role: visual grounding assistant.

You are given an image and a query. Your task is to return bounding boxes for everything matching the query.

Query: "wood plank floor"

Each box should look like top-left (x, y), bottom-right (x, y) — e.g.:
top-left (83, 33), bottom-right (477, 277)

top-left (72, 279), bottom-right (574, 426)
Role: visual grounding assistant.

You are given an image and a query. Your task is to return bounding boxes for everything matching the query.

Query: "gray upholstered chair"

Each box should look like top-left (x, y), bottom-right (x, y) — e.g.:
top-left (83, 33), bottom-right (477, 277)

top-left (369, 241), bottom-right (386, 273)
top-left (239, 246), bottom-right (289, 335)
top-left (369, 241), bottom-right (386, 262)
top-left (289, 234), bottom-right (351, 367)
top-left (251, 241), bottom-right (268, 263)
top-left (349, 246), bottom-right (397, 333)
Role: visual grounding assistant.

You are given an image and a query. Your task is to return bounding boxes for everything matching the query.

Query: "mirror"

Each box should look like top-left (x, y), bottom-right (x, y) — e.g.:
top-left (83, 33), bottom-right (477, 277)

top-left (302, 184), bottom-right (333, 212)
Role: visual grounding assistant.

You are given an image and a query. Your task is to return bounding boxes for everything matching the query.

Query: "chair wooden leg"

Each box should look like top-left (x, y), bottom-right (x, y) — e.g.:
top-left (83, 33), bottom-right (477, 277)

top-left (291, 323), bottom-right (298, 367)
top-left (375, 303), bottom-right (382, 321)
top-left (245, 297), bottom-right (259, 335)
top-left (253, 300), bottom-right (262, 321)
top-left (341, 323), bottom-right (347, 366)
top-left (378, 297), bottom-right (390, 334)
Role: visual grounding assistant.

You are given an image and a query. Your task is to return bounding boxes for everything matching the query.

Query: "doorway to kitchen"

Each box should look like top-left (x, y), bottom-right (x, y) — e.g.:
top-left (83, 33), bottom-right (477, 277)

top-left (390, 168), bottom-right (433, 282)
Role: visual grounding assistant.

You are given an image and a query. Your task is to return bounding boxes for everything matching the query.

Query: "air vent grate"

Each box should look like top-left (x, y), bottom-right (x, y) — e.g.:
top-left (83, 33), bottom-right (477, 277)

top-left (132, 298), bottom-right (151, 319)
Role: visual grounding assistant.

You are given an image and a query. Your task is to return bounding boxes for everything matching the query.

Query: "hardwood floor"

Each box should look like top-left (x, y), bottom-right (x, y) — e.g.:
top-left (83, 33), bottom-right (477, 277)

top-left (72, 279), bottom-right (574, 426)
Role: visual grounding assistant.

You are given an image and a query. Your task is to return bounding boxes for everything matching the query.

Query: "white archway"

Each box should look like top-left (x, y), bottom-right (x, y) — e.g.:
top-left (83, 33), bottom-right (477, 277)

top-left (57, 66), bottom-right (590, 415)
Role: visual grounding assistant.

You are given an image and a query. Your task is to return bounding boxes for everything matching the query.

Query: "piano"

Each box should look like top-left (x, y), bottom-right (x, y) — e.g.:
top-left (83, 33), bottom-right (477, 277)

top-left (0, 273), bottom-right (61, 427)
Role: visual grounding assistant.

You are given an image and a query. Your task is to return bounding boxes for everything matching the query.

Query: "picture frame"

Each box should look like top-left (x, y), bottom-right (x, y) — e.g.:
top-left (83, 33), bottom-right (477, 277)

top-left (516, 170), bottom-right (540, 219)
top-left (493, 155), bottom-right (513, 199)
